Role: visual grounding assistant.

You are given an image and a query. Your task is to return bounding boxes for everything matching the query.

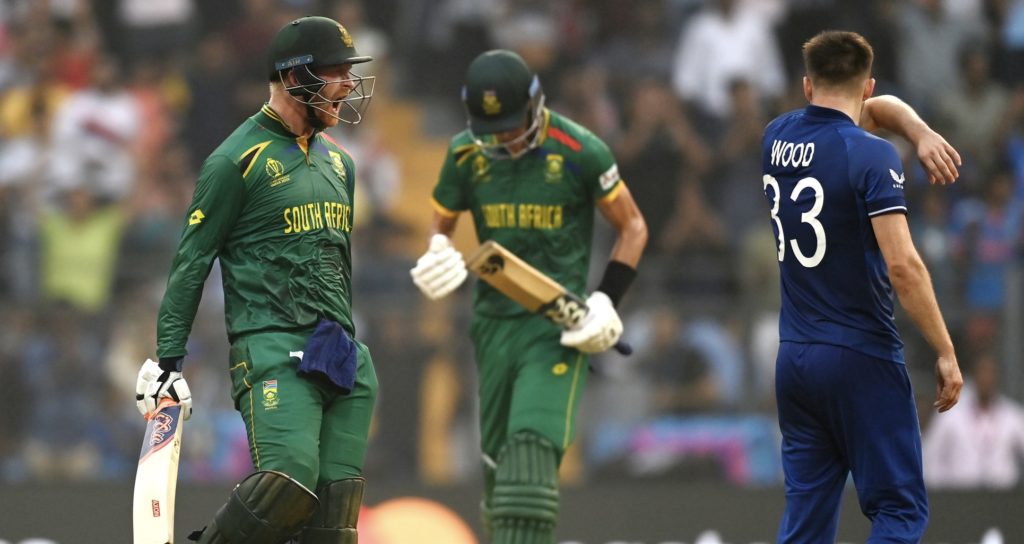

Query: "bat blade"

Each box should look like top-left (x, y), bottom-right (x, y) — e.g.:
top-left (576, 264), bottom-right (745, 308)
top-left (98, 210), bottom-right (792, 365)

top-left (467, 240), bottom-right (565, 313)
top-left (133, 400), bottom-right (184, 544)
top-left (467, 240), bottom-right (632, 355)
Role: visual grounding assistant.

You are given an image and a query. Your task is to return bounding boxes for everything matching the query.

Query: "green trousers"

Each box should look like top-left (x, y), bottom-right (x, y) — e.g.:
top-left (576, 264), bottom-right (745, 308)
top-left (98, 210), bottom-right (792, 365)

top-left (470, 313), bottom-right (589, 460)
top-left (227, 329), bottom-right (378, 491)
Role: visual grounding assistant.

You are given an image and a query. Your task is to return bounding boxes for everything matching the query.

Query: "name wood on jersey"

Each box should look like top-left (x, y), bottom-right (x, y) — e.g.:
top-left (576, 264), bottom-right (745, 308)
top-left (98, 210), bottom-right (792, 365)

top-left (770, 139), bottom-right (815, 168)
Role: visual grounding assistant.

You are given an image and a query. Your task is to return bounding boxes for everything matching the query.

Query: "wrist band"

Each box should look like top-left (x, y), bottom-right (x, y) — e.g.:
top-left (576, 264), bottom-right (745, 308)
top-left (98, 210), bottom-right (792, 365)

top-left (596, 260), bottom-right (637, 307)
top-left (158, 356), bottom-right (184, 372)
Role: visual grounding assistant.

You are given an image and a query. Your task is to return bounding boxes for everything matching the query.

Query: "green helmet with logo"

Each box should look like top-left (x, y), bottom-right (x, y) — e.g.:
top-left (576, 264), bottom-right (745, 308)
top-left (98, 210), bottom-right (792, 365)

top-left (462, 49), bottom-right (546, 159)
top-left (267, 16), bottom-right (375, 125)
top-left (267, 16), bottom-right (371, 79)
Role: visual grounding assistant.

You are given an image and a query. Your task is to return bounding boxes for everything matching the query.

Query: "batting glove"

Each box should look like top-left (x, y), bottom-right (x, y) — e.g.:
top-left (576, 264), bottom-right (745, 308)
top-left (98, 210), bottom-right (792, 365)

top-left (559, 291), bottom-right (623, 354)
top-left (135, 358), bottom-right (193, 420)
top-left (410, 234), bottom-right (468, 300)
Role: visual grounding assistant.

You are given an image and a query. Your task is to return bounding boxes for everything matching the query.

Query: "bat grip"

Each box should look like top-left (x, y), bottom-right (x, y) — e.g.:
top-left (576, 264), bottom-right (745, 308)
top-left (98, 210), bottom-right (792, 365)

top-left (145, 398), bottom-right (179, 421)
top-left (613, 341), bottom-right (633, 356)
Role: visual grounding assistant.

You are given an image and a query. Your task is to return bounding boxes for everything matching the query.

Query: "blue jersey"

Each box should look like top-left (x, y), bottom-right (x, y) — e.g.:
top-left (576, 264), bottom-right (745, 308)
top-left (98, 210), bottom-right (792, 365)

top-left (761, 105), bottom-right (907, 363)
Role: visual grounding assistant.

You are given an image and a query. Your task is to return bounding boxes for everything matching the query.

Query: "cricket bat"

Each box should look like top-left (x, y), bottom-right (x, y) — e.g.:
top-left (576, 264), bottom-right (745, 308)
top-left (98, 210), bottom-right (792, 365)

top-left (133, 398), bottom-right (185, 544)
top-left (467, 240), bottom-right (632, 355)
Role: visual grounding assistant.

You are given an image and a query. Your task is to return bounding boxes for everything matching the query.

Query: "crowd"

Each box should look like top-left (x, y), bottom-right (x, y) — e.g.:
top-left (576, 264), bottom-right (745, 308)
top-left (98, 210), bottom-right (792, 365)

top-left (1, 0), bottom-right (1022, 489)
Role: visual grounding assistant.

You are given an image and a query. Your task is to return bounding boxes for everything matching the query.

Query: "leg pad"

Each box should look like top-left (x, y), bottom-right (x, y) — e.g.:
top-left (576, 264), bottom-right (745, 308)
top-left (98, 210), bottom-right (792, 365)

top-left (490, 432), bottom-right (560, 544)
top-left (195, 470), bottom-right (318, 544)
top-left (299, 478), bottom-right (364, 544)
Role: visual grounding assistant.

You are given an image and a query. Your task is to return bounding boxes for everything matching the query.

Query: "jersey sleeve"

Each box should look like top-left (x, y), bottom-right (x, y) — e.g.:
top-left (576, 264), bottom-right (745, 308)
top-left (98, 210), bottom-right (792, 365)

top-left (156, 154), bottom-right (245, 358)
top-left (581, 133), bottom-right (623, 203)
top-left (431, 142), bottom-right (473, 217)
top-left (852, 138), bottom-right (908, 217)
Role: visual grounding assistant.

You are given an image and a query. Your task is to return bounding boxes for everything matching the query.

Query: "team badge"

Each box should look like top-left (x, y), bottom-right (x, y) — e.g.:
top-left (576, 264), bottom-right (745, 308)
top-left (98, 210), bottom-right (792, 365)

top-left (329, 151), bottom-right (347, 182)
top-left (482, 90), bottom-right (501, 115)
top-left (188, 209), bottom-right (205, 225)
top-left (552, 362), bottom-right (569, 376)
top-left (262, 380), bottom-right (279, 410)
top-left (337, 23), bottom-right (354, 47)
top-left (545, 154), bottom-right (564, 183)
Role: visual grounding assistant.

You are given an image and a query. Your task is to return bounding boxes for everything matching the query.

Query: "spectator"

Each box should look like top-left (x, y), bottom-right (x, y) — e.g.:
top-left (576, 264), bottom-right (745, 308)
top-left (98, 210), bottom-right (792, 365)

top-left (115, 0), bottom-right (195, 63)
top-left (934, 44), bottom-right (1014, 174)
top-left (38, 183), bottom-right (128, 313)
top-left (911, 189), bottom-right (958, 312)
top-left (949, 171), bottom-right (1023, 351)
top-left (48, 55), bottom-right (141, 202)
top-left (924, 351), bottom-right (1024, 489)
top-left (551, 63), bottom-right (620, 143)
top-left (712, 78), bottom-right (769, 242)
top-left (670, 0), bottom-right (785, 136)
top-left (596, 0), bottom-right (677, 90)
top-left (615, 79), bottom-right (712, 255)
top-left (895, 0), bottom-right (982, 116)
top-left (184, 32), bottom-right (241, 171)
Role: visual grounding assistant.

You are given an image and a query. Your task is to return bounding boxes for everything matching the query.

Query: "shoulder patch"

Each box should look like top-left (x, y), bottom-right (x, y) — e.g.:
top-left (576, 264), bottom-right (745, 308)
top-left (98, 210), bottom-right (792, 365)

top-left (239, 141), bottom-right (272, 178)
top-left (599, 163), bottom-right (620, 191)
top-left (889, 168), bottom-right (905, 189)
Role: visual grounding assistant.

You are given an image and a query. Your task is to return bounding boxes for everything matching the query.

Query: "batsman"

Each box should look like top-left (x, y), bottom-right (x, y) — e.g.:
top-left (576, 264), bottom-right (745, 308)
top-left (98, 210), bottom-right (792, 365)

top-left (134, 16), bottom-right (378, 543)
top-left (411, 50), bottom-right (648, 543)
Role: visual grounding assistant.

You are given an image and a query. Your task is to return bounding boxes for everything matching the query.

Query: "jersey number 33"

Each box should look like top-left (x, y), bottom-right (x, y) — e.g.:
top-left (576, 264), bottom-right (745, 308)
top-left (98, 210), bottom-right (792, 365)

top-left (763, 174), bottom-right (826, 268)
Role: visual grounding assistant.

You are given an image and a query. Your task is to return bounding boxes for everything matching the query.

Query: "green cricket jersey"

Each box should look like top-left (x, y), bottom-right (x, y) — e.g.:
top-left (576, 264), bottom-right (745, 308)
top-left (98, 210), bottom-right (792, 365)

top-left (157, 105), bottom-right (358, 358)
top-left (432, 109), bottom-right (624, 317)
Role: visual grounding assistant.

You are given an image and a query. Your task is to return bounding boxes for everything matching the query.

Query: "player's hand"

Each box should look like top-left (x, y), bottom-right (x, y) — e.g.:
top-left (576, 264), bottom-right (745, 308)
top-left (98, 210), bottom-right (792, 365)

top-left (933, 352), bottom-right (963, 412)
top-left (916, 130), bottom-right (961, 185)
top-left (135, 358), bottom-right (193, 420)
top-left (560, 291), bottom-right (623, 353)
top-left (410, 234), bottom-right (467, 300)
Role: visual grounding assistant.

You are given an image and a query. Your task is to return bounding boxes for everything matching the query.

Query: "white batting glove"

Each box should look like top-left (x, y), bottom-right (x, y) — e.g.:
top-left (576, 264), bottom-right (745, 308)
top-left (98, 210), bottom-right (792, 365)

top-left (135, 358), bottom-right (193, 420)
top-left (559, 291), bottom-right (623, 354)
top-left (410, 234), bottom-right (468, 300)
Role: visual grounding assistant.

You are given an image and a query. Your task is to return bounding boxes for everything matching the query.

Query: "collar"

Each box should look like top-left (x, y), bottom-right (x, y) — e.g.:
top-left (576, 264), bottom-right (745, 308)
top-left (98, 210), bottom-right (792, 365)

top-left (804, 104), bottom-right (855, 125)
top-left (257, 104), bottom-right (304, 138)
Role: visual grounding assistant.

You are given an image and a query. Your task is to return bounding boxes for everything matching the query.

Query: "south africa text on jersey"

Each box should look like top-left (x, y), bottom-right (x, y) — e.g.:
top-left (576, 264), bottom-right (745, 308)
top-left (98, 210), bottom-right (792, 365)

top-left (283, 201), bottom-right (352, 234)
top-left (482, 203), bottom-right (563, 229)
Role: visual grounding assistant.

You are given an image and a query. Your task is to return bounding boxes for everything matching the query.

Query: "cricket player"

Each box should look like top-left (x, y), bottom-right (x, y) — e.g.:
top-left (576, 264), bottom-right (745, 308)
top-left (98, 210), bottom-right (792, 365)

top-left (762, 31), bottom-right (964, 543)
top-left (134, 16), bottom-right (377, 543)
top-left (410, 50), bottom-right (648, 543)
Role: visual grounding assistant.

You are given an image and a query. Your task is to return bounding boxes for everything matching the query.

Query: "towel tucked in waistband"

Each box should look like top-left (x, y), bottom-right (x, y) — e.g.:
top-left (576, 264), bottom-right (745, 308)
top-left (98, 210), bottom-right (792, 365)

top-left (296, 318), bottom-right (357, 394)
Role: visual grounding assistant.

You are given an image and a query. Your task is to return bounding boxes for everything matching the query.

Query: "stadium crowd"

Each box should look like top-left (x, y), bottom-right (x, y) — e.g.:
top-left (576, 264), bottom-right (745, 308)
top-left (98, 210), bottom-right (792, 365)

top-left (1, 0), bottom-right (1023, 489)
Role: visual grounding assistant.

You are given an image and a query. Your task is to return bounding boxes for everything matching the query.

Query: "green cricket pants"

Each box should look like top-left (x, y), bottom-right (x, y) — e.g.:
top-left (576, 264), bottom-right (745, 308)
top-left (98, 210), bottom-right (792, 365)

top-left (227, 329), bottom-right (378, 491)
top-left (470, 313), bottom-right (589, 460)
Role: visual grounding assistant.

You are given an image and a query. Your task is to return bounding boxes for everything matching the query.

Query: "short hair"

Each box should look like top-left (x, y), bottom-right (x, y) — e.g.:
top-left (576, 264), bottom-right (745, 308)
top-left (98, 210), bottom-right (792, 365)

top-left (802, 31), bottom-right (873, 89)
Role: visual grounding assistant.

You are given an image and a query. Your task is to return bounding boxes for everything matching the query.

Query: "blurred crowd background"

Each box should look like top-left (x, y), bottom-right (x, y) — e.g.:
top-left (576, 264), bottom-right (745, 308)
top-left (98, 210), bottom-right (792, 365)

top-left (1, 0), bottom-right (1023, 494)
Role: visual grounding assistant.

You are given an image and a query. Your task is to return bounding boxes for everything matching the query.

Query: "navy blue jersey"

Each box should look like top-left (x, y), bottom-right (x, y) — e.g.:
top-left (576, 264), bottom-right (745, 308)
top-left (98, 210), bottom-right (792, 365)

top-left (761, 105), bottom-right (907, 363)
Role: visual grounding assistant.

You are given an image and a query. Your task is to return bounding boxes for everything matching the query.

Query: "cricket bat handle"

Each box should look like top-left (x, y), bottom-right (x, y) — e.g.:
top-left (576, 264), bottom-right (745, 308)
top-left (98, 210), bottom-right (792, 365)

top-left (613, 341), bottom-right (633, 356)
top-left (544, 295), bottom-right (633, 356)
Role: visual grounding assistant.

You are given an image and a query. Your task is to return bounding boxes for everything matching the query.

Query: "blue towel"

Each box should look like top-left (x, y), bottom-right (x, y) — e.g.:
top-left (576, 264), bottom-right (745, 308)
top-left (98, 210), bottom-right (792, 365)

top-left (296, 318), bottom-right (357, 394)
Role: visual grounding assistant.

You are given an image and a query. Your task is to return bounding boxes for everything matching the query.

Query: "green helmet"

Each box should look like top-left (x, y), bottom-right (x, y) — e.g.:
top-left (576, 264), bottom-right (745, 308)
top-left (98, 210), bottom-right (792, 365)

top-left (267, 16), bottom-right (371, 78)
top-left (267, 16), bottom-right (375, 125)
top-left (461, 50), bottom-right (546, 159)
